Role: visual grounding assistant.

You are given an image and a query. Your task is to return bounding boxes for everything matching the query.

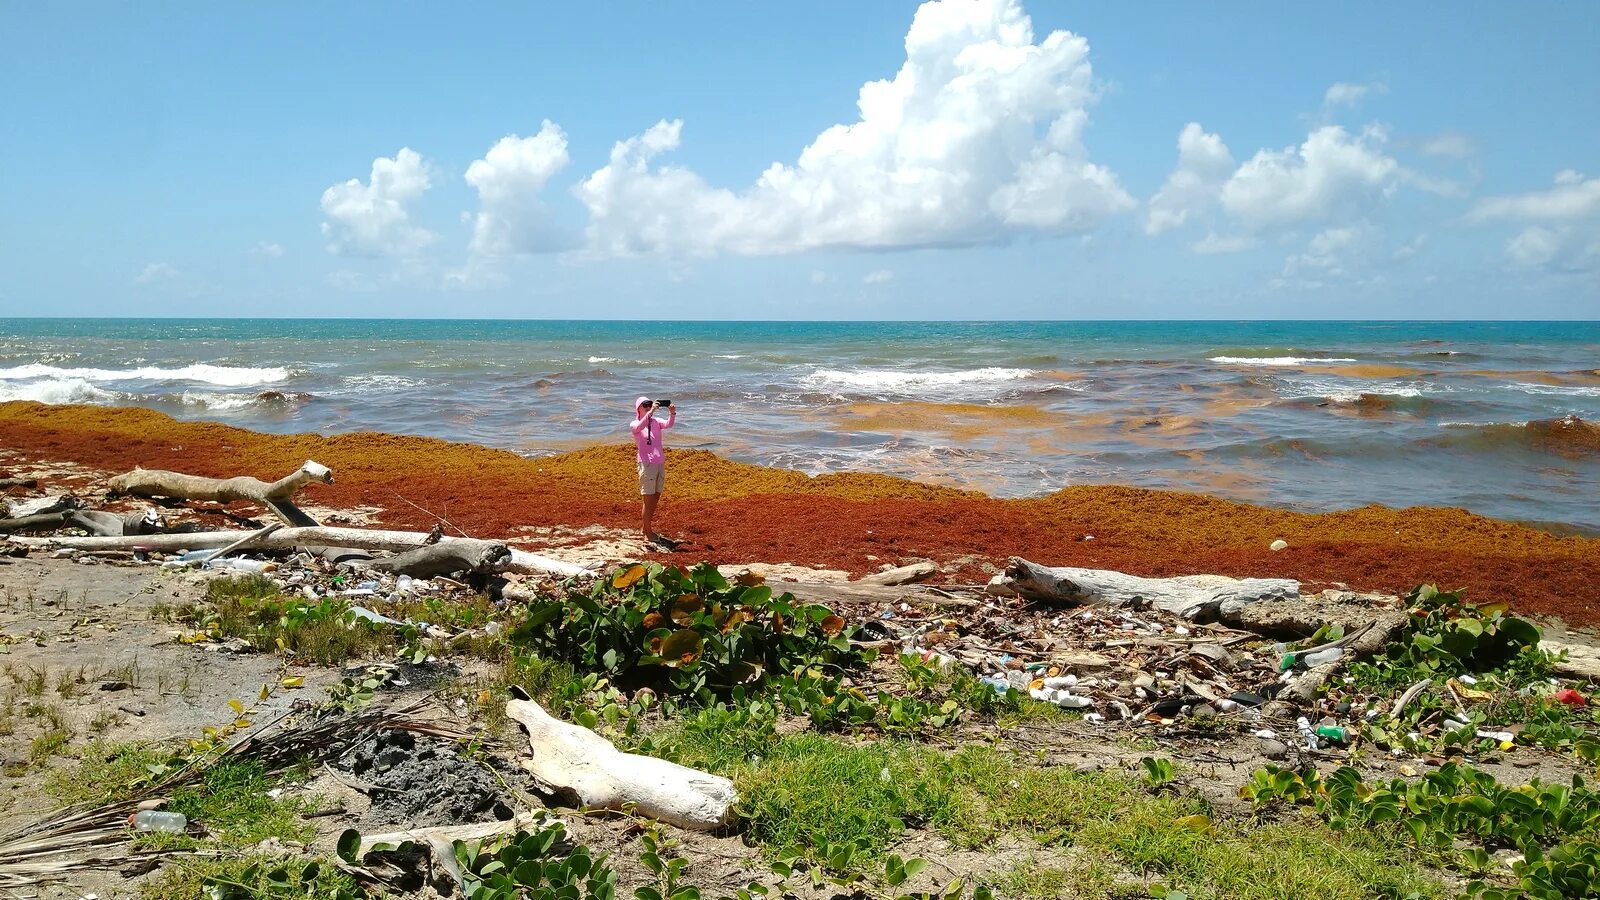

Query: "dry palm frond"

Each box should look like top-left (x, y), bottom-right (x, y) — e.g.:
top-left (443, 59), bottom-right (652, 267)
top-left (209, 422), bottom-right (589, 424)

top-left (0, 694), bottom-right (472, 888)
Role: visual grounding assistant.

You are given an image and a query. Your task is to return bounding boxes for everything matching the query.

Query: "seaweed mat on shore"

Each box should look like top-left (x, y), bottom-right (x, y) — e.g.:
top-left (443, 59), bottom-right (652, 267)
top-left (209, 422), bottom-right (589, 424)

top-left (3, 401), bottom-right (1597, 626)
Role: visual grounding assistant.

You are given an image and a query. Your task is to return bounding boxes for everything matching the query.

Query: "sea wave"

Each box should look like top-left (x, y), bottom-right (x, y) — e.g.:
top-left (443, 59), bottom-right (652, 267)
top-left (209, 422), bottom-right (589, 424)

top-left (1210, 356), bottom-right (1359, 366)
top-left (0, 363), bottom-right (289, 386)
top-left (800, 367), bottom-right (1036, 395)
top-left (0, 377), bottom-right (120, 404)
top-left (1435, 416), bottom-right (1600, 458)
top-left (179, 390), bottom-right (313, 411)
top-left (588, 356), bottom-right (618, 364)
top-left (1506, 382), bottom-right (1600, 398)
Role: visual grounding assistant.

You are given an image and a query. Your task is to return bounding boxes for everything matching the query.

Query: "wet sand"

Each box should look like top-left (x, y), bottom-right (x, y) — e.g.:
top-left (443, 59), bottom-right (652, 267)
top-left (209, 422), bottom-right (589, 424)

top-left (3, 400), bottom-right (1598, 626)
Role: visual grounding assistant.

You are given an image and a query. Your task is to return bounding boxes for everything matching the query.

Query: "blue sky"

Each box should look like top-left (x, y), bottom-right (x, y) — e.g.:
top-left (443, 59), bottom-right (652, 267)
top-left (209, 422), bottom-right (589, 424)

top-left (1, 1), bottom-right (1597, 319)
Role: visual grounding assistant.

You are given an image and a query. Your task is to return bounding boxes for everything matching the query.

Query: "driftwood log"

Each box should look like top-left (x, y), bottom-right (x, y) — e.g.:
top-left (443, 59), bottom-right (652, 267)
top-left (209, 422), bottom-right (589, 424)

top-left (350, 811), bottom-right (547, 892)
top-left (0, 512), bottom-right (70, 533)
top-left (506, 693), bottom-right (736, 831)
top-left (367, 541), bottom-right (513, 579)
top-left (107, 461), bottom-right (332, 526)
top-left (4, 526), bottom-right (592, 580)
top-left (3, 495), bottom-right (76, 519)
top-left (990, 557), bottom-right (1301, 620)
top-left (0, 478), bottom-right (38, 490)
top-left (63, 509), bottom-right (164, 538)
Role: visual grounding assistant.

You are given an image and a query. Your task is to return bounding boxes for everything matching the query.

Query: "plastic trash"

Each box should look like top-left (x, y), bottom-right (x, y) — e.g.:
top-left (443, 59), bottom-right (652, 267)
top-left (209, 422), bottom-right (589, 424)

top-left (1041, 675), bottom-right (1077, 689)
top-left (1270, 539), bottom-right (1288, 551)
top-left (1296, 716), bottom-right (1320, 750)
top-left (1476, 729), bottom-right (1515, 742)
top-left (356, 580), bottom-right (380, 591)
top-left (1555, 688), bottom-right (1587, 707)
top-left (206, 558), bottom-right (275, 574)
top-left (129, 810), bottom-right (187, 833)
top-left (979, 675), bottom-right (1011, 696)
top-left (347, 606), bottom-right (402, 626)
top-left (179, 549), bottom-right (220, 564)
top-left (1314, 725), bottom-right (1348, 744)
top-left (1302, 647), bottom-right (1346, 668)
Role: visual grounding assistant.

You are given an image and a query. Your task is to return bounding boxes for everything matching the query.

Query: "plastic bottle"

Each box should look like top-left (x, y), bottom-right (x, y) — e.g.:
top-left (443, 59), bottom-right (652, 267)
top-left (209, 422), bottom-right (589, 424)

top-left (1314, 725), bottom-right (1348, 744)
top-left (179, 549), bottom-right (219, 564)
top-left (1041, 675), bottom-right (1077, 690)
top-left (206, 558), bottom-right (275, 574)
top-left (1296, 716), bottom-right (1320, 750)
top-left (1302, 647), bottom-right (1345, 668)
top-left (129, 811), bottom-right (187, 833)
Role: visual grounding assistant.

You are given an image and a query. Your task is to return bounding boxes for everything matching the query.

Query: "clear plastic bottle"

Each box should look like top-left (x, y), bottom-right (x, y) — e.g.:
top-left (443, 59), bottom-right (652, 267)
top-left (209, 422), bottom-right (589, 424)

top-left (129, 810), bottom-right (187, 833)
top-left (1302, 647), bottom-right (1345, 668)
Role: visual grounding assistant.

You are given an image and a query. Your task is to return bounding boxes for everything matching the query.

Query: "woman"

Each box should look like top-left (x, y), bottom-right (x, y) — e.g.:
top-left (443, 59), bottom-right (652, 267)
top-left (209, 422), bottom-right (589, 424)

top-left (630, 396), bottom-right (675, 545)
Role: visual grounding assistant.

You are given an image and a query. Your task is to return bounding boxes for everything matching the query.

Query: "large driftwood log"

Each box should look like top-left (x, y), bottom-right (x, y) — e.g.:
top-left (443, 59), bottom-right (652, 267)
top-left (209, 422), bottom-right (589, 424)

top-left (5, 526), bottom-right (592, 580)
top-left (0, 512), bottom-right (70, 533)
top-left (4, 495), bottom-right (76, 518)
top-left (506, 694), bottom-right (736, 831)
top-left (990, 557), bottom-right (1301, 620)
top-left (107, 461), bottom-right (332, 526)
top-left (367, 541), bottom-right (512, 579)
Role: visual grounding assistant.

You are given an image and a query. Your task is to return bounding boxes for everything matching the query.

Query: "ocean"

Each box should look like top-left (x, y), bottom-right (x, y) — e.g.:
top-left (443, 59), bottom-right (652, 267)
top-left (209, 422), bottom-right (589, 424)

top-left (2, 319), bottom-right (1597, 533)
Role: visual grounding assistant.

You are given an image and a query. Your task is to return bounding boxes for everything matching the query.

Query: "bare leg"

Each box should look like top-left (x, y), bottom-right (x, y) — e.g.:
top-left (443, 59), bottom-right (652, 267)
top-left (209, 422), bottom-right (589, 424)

top-left (642, 492), bottom-right (660, 541)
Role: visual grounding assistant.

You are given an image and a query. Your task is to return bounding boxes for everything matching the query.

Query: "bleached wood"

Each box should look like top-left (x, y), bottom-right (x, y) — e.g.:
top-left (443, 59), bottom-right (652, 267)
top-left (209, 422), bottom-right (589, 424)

top-left (991, 557), bottom-right (1301, 620)
top-left (506, 697), bottom-right (736, 831)
top-left (5, 526), bottom-right (592, 579)
top-left (106, 460), bottom-right (332, 525)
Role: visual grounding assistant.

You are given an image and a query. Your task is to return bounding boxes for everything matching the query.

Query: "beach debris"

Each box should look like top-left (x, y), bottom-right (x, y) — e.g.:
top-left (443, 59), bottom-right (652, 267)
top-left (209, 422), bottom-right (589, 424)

top-left (3, 494), bottom-right (77, 519)
top-left (344, 811), bottom-right (548, 894)
top-left (107, 460), bottom-right (333, 527)
top-left (1270, 539), bottom-right (1289, 552)
top-left (859, 561), bottom-right (939, 586)
top-left (988, 556), bottom-right (1301, 619)
top-left (1555, 688), bottom-right (1588, 707)
top-left (505, 688), bottom-right (737, 831)
top-left (366, 538), bottom-right (513, 579)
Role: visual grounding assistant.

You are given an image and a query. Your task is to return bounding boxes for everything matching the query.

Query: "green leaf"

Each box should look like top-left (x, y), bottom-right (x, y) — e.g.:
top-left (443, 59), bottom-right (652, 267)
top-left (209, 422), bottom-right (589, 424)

top-left (336, 828), bottom-right (363, 864)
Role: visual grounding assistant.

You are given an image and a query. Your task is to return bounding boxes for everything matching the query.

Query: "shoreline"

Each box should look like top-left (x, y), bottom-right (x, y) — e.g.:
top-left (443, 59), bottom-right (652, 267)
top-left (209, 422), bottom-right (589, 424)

top-left (3, 399), bottom-right (1598, 627)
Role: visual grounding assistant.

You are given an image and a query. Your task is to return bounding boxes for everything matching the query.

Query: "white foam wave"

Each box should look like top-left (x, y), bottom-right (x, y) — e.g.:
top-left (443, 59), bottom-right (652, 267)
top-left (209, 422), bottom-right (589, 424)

top-left (180, 391), bottom-right (265, 411)
top-left (801, 367), bottom-right (1036, 394)
top-left (588, 356), bottom-right (618, 364)
top-left (338, 374), bottom-right (426, 392)
top-left (0, 378), bottom-right (119, 404)
top-left (0, 363), bottom-right (289, 386)
top-left (1507, 382), bottom-right (1600, 398)
top-left (1210, 356), bottom-right (1358, 366)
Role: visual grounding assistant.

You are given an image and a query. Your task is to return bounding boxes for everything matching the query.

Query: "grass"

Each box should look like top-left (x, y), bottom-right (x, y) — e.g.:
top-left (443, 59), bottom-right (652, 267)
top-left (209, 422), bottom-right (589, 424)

top-left (29, 728), bottom-right (71, 764)
top-left (640, 712), bottom-right (1444, 899)
top-left (140, 854), bottom-right (360, 900)
top-left (200, 575), bottom-right (398, 665)
top-left (47, 745), bottom-right (315, 849)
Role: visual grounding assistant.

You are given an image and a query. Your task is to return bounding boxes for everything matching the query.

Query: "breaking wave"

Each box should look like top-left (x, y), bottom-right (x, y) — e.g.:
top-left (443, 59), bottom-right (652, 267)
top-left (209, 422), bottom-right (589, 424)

top-left (1436, 416), bottom-right (1600, 458)
top-left (801, 367), bottom-right (1036, 396)
top-left (0, 363), bottom-right (289, 386)
top-left (0, 377), bottom-right (119, 404)
top-left (1209, 356), bottom-right (1358, 367)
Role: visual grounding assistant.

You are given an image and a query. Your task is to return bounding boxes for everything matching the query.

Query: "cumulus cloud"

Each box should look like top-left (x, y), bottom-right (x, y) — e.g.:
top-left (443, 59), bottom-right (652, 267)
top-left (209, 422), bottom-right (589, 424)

top-left (1466, 170), bottom-right (1600, 223)
top-left (1323, 80), bottom-right (1387, 109)
top-left (251, 241), bottom-right (285, 258)
top-left (1191, 233), bottom-right (1256, 255)
top-left (1468, 171), bottom-right (1600, 272)
top-left (863, 269), bottom-right (895, 284)
top-left (1283, 225), bottom-right (1369, 277)
top-left (1220, 125), bottom-right (1401, 229)
top-left (133, 262), bottom-right (180, 285)
top-left (1146, 123), bottom-right (1234, 235)
top-left (574, 0), bottom-right (1133, 258)
top-left (464, 121), bottom-right (573, 258)
top-left (320, 148), bottom-right (435, 257)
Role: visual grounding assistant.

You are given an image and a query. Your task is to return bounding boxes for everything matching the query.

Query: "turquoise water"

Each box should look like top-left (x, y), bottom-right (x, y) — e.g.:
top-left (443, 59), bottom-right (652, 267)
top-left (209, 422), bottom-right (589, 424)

top-left (2, 319), bottom-right (1597, 531)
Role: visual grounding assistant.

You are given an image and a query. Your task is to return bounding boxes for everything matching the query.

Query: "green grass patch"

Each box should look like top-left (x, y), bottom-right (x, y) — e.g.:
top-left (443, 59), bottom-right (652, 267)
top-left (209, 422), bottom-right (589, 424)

top-left (199, 575), bottom-right (399, 665)
top-left (46, 742), bottom-right (172, 806)
top-left (638, 714), bottom-right (1443, 898)
top-left (140, 854), bottom-right (360, 900)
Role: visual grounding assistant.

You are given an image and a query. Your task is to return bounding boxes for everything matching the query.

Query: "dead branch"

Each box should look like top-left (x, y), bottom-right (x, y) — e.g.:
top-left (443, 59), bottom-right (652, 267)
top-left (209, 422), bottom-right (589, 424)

top-left (992, 557), bottom-right (1301, 620)
top-left (366, 541), bottom-right (512, 578)
top-left (107, 460), bottom-right (332, 526)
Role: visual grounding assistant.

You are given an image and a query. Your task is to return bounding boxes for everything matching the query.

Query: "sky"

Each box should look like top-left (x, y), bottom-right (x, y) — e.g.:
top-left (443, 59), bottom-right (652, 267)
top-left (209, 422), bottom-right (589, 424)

top-left (1, 0), bottom-right (1597, 320)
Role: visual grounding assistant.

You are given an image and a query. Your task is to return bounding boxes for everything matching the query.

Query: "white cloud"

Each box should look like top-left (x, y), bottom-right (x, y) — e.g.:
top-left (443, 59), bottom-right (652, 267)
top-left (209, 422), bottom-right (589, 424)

top-left (1191, 233), bottom-right (1255, 255)
top-left (863, 269), bottom-right (894, 284)
top-left (1220, 125), bottom-right (1401, 229)
top-left (1467, 171), bottom-right (1600, 273)
top-left (1466, 170), bottom-right (1600, 223)
top-left (1283, 225), bottom-right (1368, 277)
top-left (1391, 233), bottom-right (1429, 261)
top-left (1323, 80), bottom-right (1387, 109)
top-left (574, 0), bottom-right (1133, 258)
top-left (1418, 131), bottom-right (1476, 159)
top-left (320, 148), bottom-right (435, 257)
top-left (1146, 123), bottom-right (1234, 235)
top-left (133, 262), bottom-right (179, 285)
top-left (251, 241), bottom-right (285, 259)
top-left (809, 270), bottom-right (832, 285)
top-left (463, 122), bottom-right (572, 258)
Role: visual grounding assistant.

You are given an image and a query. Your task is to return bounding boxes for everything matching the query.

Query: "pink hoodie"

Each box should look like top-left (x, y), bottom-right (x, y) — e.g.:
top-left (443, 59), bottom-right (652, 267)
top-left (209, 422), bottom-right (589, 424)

top-left (630, 396), bottom-right (674, 465)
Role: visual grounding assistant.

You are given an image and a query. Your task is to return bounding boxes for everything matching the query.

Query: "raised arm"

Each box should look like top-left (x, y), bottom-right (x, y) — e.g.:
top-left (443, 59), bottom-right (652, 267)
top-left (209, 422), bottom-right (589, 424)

top-left (660, 407), bottom-right (677, 429)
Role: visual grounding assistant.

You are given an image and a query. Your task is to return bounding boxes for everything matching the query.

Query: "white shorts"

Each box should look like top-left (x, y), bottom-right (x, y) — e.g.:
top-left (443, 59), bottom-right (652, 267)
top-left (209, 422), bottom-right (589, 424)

top-left (638, 461), bottom-right (665, 495)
